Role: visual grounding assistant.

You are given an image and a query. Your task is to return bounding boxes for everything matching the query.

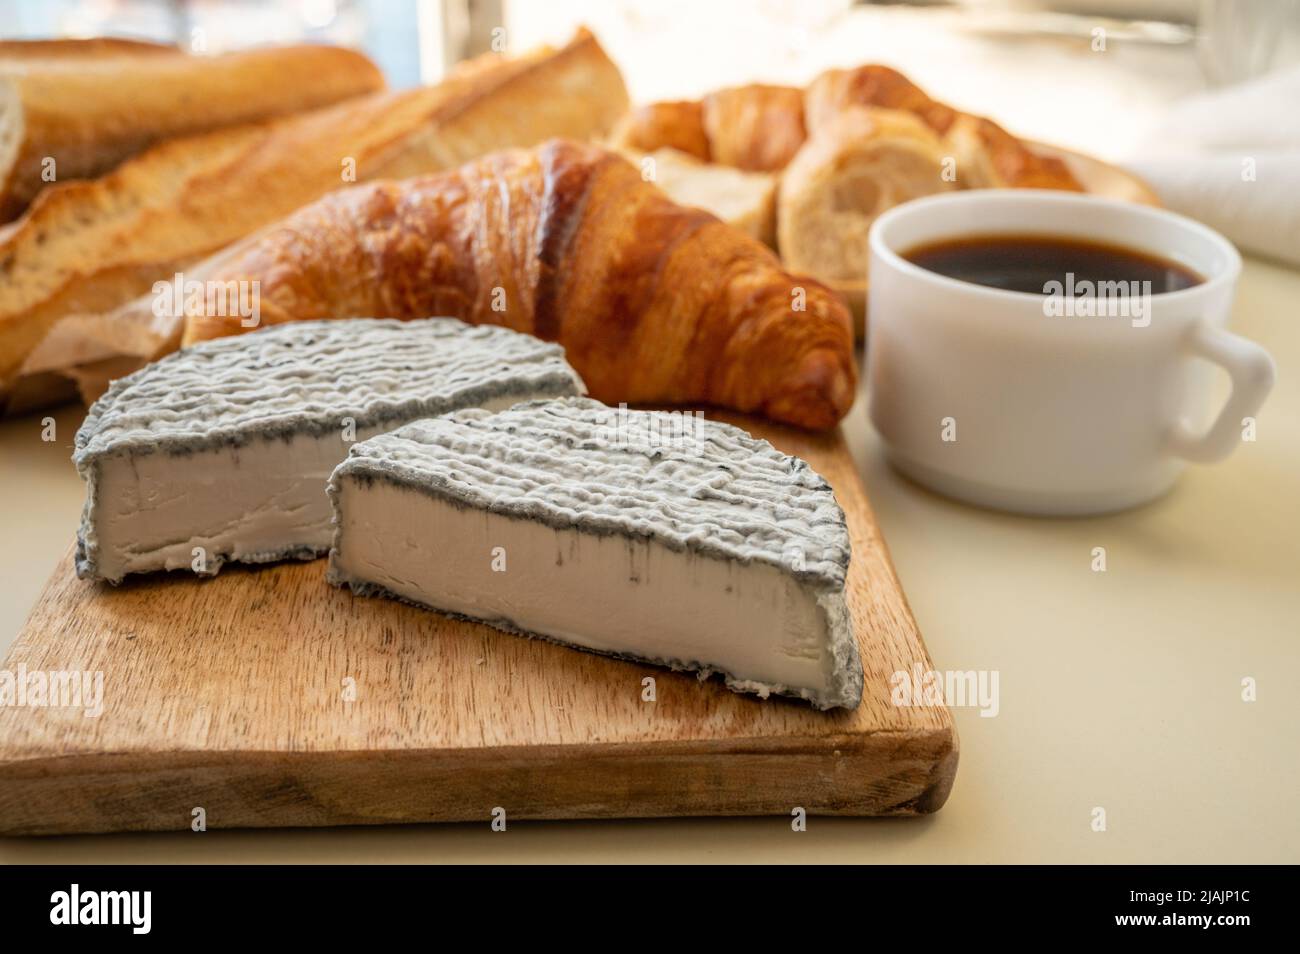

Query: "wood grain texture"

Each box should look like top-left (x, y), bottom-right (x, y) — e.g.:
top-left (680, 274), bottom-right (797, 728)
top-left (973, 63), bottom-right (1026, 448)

top-left (0, 414), bottom-right (956, 835)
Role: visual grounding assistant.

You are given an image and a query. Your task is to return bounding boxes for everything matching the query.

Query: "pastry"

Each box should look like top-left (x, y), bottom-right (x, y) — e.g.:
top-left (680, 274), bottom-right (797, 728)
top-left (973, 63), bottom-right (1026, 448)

top-left (178, 140), bottom-right (856, 430)
top-left (611, 84), bottom-right (805, 172)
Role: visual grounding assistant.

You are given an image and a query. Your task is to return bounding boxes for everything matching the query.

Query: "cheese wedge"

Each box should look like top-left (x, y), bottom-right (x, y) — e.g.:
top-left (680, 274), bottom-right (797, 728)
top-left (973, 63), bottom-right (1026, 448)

top-left (74, 319), bottom-right (584, 583)
top-left (326, 397), bottom-right (863, 709)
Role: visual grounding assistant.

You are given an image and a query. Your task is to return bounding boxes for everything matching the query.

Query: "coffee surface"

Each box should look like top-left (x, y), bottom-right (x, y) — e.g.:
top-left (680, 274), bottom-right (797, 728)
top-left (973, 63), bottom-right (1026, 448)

top-left (902, 234), bottom-right (1203, 295)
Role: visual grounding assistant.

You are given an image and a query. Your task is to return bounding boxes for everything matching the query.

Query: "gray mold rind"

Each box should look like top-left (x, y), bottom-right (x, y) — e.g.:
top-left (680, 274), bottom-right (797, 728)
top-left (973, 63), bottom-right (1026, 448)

top-left (326, 397), bottom-right (862, 710)
top-left (74, 318), bottom-right (585, 582)
top-left (75, 319), bottom-right (584, 464)
top-left (329, 397), bottom-right (852, 587)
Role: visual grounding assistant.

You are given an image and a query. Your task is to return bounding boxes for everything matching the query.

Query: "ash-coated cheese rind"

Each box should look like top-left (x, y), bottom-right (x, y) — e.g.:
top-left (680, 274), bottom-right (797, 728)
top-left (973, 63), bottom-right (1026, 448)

top-left (74, 318), bottom-right (584, 583)
top-left (75, 318), bottom-right (583, 457)
top-left (327, 396), bottom-right (862, 710)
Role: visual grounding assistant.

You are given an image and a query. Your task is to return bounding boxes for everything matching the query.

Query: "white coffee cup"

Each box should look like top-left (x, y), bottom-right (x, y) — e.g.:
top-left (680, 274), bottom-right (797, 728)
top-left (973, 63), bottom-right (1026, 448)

top-left (867, 190), bottom-right (1276, 516)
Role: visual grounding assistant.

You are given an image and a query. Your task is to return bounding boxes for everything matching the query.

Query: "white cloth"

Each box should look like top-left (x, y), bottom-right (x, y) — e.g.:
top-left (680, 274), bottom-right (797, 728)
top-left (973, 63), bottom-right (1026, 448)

top-left (1122, 66), bottom-right (1300, 266)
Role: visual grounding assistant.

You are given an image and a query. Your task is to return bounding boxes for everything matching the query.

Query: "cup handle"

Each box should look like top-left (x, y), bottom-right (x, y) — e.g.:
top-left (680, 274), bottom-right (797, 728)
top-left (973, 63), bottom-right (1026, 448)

top-left (1166, 323), bottom-right (1276, 463)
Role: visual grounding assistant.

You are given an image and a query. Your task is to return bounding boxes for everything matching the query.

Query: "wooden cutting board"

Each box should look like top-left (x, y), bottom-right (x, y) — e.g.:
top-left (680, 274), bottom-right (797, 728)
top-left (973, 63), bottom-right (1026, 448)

top-left (0, 412), bottom-right (957, 835)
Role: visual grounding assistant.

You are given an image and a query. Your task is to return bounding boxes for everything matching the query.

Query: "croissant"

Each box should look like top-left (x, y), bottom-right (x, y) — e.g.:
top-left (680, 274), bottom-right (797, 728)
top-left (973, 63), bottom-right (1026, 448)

top-left (608, 101), bottom-right (711, 162)
top-left (701, 84), bottom-right (807, 171)
top-left (609, 84), bottom-right (806, 173)
top-left (182, 139), bottom-right (856, 430)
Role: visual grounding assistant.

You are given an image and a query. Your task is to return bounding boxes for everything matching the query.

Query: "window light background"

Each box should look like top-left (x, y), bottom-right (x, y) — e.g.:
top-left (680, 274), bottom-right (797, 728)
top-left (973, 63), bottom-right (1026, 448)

top-left (6, 0), bottom-right (1299, 161)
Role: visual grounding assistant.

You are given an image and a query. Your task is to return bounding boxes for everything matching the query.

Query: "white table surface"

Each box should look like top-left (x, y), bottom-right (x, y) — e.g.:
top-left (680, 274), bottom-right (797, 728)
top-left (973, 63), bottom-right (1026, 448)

top-left (1, 4), bottom-right (1297, 864)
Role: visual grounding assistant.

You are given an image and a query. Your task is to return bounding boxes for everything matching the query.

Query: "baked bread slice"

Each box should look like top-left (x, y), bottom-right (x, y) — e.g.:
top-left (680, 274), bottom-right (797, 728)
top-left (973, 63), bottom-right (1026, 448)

top-left (0, 42), bottom-right (385, 221)
top-left (626, 147), bottom-right (777, 246)
top-left (778, 107), bottom-right (956, 337)
top-left (0, 29), bottom-right (629, 407)
top-left (0, 38), bottom-right (180, 60)
top-left (175, 140), bottom-right (855, 430)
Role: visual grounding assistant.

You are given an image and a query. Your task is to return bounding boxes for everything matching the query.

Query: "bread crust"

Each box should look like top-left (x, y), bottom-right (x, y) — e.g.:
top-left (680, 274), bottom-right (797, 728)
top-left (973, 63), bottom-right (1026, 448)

top-left (805, 65), bottom-right (957, 137)
top-left (0, 38), bottom-right (180, 59)
top-left (701, 84), bottom-right (806, 172)
top-left (779, 107), bottom-right (954, 283)
top-left (609, 101), bottom-right (711, 162)
top-left (806, 65), bottom-right (1080, 190)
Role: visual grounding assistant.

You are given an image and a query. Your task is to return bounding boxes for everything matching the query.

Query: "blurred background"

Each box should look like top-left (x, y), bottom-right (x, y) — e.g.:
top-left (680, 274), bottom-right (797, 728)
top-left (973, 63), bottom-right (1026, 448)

top-left (3, 0), bottom-right (1300, 160)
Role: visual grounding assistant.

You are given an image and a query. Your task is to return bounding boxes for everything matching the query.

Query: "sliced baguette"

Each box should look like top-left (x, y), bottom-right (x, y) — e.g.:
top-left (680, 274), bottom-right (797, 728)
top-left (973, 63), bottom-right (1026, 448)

top-left (778, 107), bottom-right (957, 338)
top-left (779, 107), bottom-right (954, 285)
top-left (0, 29), bottom-right (629, 404)
top-left (0, 42), bottom-right (385, 221)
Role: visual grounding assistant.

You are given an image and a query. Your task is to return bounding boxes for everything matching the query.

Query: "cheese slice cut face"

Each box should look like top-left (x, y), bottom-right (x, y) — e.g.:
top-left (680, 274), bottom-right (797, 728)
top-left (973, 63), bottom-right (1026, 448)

top-left (327, 397), bottom-right (862, 710)
top-left (74, 319), bottom-right (584, 583)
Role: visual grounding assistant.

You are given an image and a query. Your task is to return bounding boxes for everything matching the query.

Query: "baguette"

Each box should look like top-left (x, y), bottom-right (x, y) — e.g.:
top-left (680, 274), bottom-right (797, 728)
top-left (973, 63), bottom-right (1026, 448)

top-left (0, 42), bottom-right (385, 221)
top-left (0, 29), bottom-right (629, 404)
top-left (177, 140), bottom-right (855, 430)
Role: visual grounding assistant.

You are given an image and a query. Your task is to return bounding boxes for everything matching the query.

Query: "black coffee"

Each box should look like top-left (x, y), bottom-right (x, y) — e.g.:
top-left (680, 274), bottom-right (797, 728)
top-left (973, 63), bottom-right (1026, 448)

top-left (902, 234), bottom-right (1203, 296)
